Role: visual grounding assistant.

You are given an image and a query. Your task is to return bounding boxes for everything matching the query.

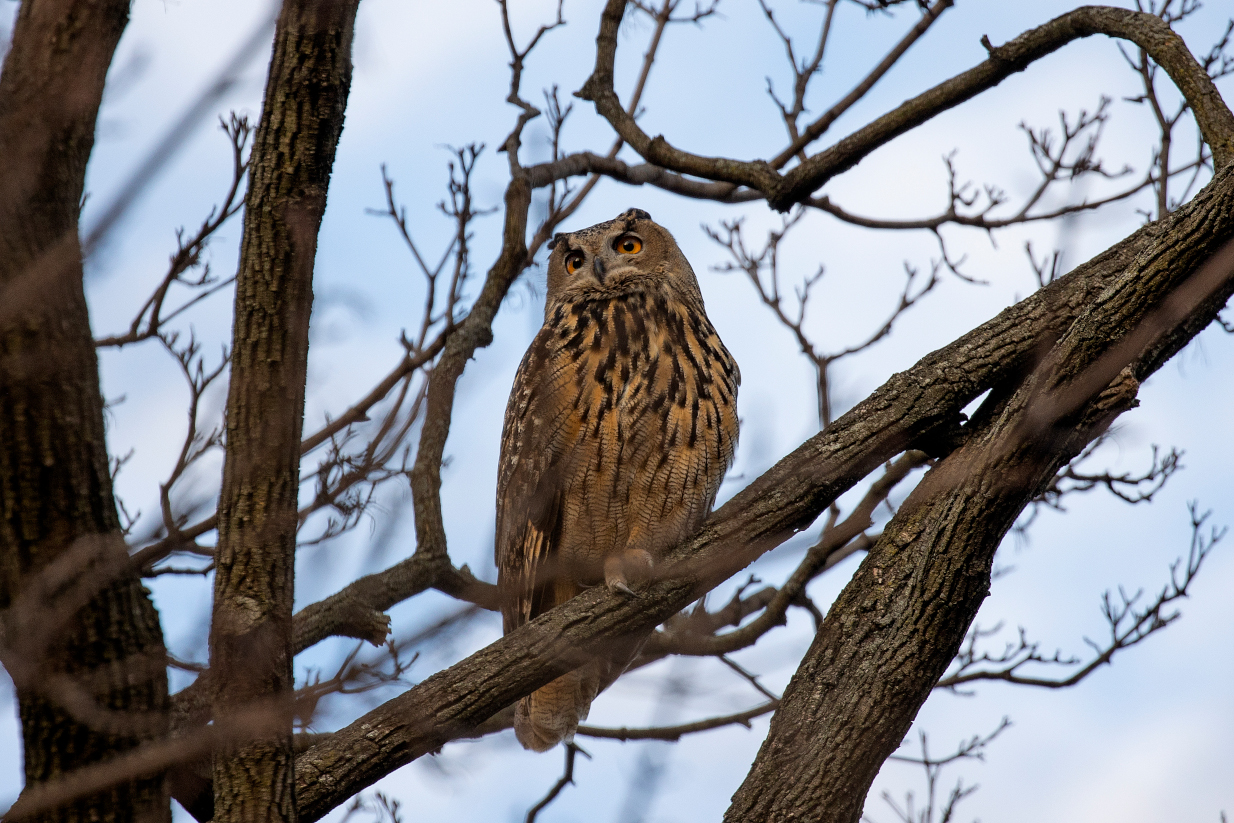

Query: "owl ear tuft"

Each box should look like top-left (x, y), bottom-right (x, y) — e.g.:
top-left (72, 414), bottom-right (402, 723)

top-left (547, 233), bottom-right (564, 250)
top-left (623, 208), bottom-right (652, 222)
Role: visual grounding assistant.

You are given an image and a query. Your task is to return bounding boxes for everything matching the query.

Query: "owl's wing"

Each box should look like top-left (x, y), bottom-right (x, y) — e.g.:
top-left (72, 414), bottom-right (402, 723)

top-left (495, 328), bottom-right (580, 634)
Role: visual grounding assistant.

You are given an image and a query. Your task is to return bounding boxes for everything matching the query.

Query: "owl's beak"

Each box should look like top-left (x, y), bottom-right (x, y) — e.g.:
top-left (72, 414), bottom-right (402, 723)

top-left (592, 256), bottom-right (607, 284)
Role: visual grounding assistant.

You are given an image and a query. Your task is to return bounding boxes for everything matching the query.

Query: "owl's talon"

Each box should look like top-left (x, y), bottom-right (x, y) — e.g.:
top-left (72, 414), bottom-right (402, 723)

top-left (605, 549), bottom-right (653, 595)
top-left (607, 578), bottom-right (637, 597)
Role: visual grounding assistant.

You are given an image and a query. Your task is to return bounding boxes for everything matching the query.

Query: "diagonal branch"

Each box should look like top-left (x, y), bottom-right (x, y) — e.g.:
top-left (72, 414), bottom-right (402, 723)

top-left (939, 503), bottom-right (1224, 692)
top-left (779, 6), bottom-right (1234, 208)
top-left (723, 195), bottom-right (1234, 823)
top-left (94, 116), bottom-right (252, 349)
top-left (768, 0), bottom-right (954, 169)
top-left (524, 743), bottom-right (588, 823)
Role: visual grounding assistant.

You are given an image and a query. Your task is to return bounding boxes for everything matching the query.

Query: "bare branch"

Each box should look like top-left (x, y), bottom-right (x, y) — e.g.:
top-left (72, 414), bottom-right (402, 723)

top-left (940, 503), bottom-right (1223, 691)
top-left (654, 452), bottom-right (928, 657)
top-left (526, 0), bottom-right (687, 258)
top-left (524, 743), bottom-right (589, 823)
top-left (578, 3), bottom-right (1234, 211)
top-left (340, 792), bottom-right (404, 823)
top-left (496, 0), bottom-right (566, 165)
top-left (579, 701), bottom-right (777, 742)
top-left (80, 10), bottom-right (276, 256)
top-left (629, 0), bottom-right (720, 25)
top-left (867, 719), bottom-right (1010, 823)
top-left (131, 331), bottom-right (450, 572)
top-left (769, 0), bottom-right (954, 169)
top-left (708, 217), bottom-right (937, 425)
top-left (295, 641), bottom-right (420, 728)
top-left (94, 116), bottom-right (252, 348)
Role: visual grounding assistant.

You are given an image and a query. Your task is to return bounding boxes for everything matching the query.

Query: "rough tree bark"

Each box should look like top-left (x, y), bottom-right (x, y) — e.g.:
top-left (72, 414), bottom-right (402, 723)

top-left (208, 2), bottom-right (361, 821)
top-left (0, 1), bottom-right (170, 821)
top-left (724, 166), bottom-right (1234, 823)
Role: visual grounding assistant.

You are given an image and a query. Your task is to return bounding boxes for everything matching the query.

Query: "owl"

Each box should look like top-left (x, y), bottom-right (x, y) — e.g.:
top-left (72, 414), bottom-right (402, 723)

top-left (495, 208), bottom-right (740, 751)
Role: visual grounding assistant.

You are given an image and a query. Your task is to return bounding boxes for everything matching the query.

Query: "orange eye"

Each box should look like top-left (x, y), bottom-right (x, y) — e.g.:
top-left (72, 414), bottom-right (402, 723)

top-left (614, 235), bottom-right (642, 255)
top-left (565, 252), bottom-right (585, 274)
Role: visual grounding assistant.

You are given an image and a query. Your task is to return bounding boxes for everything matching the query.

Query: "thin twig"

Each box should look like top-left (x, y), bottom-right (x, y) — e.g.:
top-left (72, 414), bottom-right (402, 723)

top-left (525, 743), bottom-right (589, 823)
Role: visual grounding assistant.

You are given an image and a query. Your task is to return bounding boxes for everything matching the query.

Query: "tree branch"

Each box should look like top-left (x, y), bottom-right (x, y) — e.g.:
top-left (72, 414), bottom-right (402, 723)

top-left (208, 2), bottom-right (361, 819)
top-left (578, 701), bottom-right (777, 742)
top-left (575, 3), bottom-right (1234, 211)
top-left (723, 187), bottom-right (1234, 823)
top-left (768, 0), bottom-right (954, 169)
top-left (939, 502), bottom-right (1223, 691)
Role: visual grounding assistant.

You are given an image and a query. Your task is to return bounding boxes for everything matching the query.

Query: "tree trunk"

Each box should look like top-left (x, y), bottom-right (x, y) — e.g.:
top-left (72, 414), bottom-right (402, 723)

top-left (208, 2), bottom-right (361, 820)
top-left (0, 1), bottom-right (170, 821)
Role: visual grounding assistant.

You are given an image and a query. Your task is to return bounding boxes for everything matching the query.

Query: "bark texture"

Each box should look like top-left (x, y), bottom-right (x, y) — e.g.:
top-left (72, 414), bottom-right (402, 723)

top-left (0, 1), bottom-right (170, 821)
top-left (725, 166), bottom-right (1234, 822)
top-left (208, 2), bottom-right (360, 821)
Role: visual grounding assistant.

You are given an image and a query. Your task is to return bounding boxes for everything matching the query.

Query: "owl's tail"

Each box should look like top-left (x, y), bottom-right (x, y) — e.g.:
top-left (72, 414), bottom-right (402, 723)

top-left (514, 662), bottom-right (601, 752)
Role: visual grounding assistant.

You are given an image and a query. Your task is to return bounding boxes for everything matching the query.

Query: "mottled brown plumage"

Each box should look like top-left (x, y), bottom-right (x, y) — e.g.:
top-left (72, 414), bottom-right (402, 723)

top-left (496, 209), bottom-right (740, 751)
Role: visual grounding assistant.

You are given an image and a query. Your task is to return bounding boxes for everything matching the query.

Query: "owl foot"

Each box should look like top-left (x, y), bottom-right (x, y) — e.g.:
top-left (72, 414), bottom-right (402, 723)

top-left (607, 579), bottom-right (636, 596)
top-left (605, 549), bottom-right (653, 596)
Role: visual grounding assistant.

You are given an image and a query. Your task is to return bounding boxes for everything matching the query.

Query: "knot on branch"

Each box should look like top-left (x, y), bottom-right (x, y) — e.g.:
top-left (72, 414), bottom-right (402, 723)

top-left (746, 158), bottom-right (787, 199)
top-left (980, 34), bottom-right (1011, 63)
top-left (575, 74), bottom-right (601, 102)
top-left (333, 600), bottom-right (392, 647)
top-left (762, 174), bottom-right (800, 214)
top-left (1085, 366), bottom-right (1141, 424)
top-left (646, 134), bottom-right (674, 163)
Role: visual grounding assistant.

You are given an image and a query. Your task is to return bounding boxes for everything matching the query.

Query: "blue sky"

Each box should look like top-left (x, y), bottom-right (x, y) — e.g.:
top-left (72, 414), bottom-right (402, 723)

top-left (2, 0), bottom-right (1232, 820)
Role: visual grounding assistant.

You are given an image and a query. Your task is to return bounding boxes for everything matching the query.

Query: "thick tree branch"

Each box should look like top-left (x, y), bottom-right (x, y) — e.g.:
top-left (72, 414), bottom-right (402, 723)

top-left (208, 2), bottom-right (361, 819)
top-left (723, 201), bottom-right (1234, 823)
top-left (291, 555), bottom-right (497, 655)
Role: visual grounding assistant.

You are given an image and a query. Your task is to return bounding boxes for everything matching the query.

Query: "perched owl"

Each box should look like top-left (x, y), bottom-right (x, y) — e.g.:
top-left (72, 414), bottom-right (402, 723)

top-left (495, 208), bottom-right (740, 751)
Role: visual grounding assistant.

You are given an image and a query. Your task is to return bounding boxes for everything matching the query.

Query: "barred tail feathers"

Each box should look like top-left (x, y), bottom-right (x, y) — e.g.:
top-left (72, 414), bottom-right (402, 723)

top-left (514, 663), bottom-right (601, 752)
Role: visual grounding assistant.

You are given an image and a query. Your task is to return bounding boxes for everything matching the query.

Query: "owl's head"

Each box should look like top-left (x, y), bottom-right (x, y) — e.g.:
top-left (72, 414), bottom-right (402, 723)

top-left (544, 209), bottom-right (704, 312)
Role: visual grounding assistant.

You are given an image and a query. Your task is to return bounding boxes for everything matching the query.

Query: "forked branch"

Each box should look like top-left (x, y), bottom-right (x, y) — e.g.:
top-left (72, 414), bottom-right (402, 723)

top-left (939, 503), bottom-right (1223, 691)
